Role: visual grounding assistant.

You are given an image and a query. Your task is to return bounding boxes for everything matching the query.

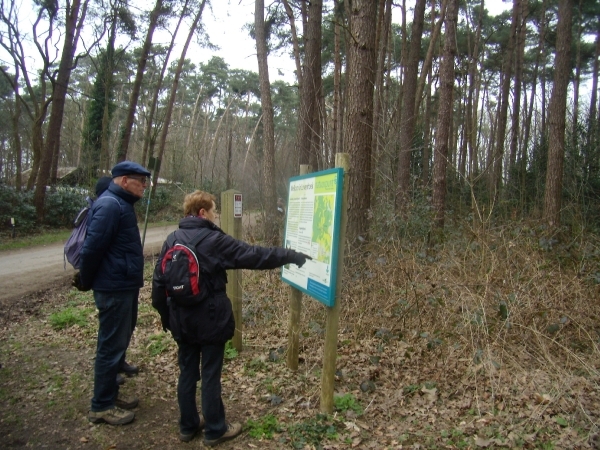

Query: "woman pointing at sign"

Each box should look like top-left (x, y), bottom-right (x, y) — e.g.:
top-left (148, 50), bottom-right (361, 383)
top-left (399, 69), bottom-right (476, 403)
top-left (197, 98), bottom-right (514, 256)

top-left (151, 190), bottom-right (310, 446)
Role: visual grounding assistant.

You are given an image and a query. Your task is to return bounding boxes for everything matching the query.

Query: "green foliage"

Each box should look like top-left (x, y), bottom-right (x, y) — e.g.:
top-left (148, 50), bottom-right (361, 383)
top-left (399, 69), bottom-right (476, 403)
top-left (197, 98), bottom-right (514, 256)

top-left (224, 340), bottom-right (238, 360)
top-left (370, 190), bottom-right (434, 244)
top-left (245, 358), bottom-right (267, 376)
top-left (287, 414), bottom-right (339, 449)
top-left (333, 393), bottom-right (363, 415)
top-left (403, 384), bottom-right (421, 395)
top-left (246, 413), bottom-right (280, 439)
top-left (0, 186), bottom-right (37, 233)
top-left (65, 289), bottom-right (93, 305)
top-left (80, 46), bottom-right (118, 179)
top-left (0, 185), bottom-right (88, 234)
top-left (146, 333), bottom-right (171, 357)
top-left (134, 186), bottom-right (182, 222)
top-left (43, 187), bottom-right (88, 228)
top-left (49, 306), bottom-right (92, 330)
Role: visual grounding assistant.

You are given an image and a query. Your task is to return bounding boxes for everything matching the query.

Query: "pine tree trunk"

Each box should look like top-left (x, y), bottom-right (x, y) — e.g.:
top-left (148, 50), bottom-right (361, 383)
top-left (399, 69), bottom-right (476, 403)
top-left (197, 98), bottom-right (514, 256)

top-left (117, 0), bottom-right (164, 163)
top-left (508, 0), bottom-right (527, 183)
top-left (150, 1), bottom-right (206, 196)
top-left (543, 0), bottom-right (573, 227)
top-left (255, 0), bottom-right (278, 245)
top-left (395, 0), bottom-right (426, 210)
top-left (345, 0), bottom-right (378, 245)
top-left (34, 0), bottom-right (88, 219)
top-left (488, 0), bottom-right (519, 204)
top-left (432, 0), bottom-right (458, 229)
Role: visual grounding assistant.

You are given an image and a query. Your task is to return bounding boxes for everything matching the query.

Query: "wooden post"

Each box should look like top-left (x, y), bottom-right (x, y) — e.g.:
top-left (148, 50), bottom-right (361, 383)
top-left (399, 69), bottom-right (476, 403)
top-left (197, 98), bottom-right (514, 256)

top-left (221, 190), bottom-right (243, 352)
top-left (320, 153), bottom-right (349, 414)
top-left (286, 164), bottom-right (311, 371)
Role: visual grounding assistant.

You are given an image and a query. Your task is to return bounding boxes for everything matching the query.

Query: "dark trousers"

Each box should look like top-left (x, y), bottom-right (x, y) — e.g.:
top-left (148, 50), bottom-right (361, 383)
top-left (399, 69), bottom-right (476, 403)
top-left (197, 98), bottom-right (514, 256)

top-left (91, 289), bottom-right (138, 412)
top-left (177, 340), bottom-right (228, 440)
top-left (119, 299), bottom-right (138, 368)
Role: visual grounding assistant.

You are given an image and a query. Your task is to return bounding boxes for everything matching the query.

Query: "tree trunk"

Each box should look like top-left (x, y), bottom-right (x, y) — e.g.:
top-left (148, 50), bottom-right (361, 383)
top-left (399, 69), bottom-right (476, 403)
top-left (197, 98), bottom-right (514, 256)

top-left (255, 0), bottom-right (278, 245)
top-left (543, 0), bottom-right (573, 227)
top-left (0, 0), bottom-right (52, 191)
top-left (571, 0), bottom-right (583, 151)
top-left (466, 0), bottom-right (483, 182)
top-left (415, 0), bottom-right (447, 115)
top-left (586, 26), bottom-right (599, 181)
top-left (34, 0), bottom-right (88, 219)
top-left (395, 0), bottom-right (427, 210)
top-left (117, 0), bottom-right (164, 163)
top-left (295, 0), bottom-right (322, 168)
top-left (332, 0), bottom-right (342, 157)
top-left (371, 0), bottom-right (391, 192)
top-left (12, 66), bottom-right (23, 191)
top-left (141, 1), bottom-right (187, 167)
top-left (432, 0), bottom-right (458, 229)
top-left (488, 0), bottom-right (519, 204)
top-left (345, 0), bottom-right (378, 245)
top-left (281, 0), bottom-right (303, 89)
top-left (508, 0), bottom-right (527, 184)
top-left (150, 0), bottom-right (206, 196)
top-left (100, 18), bottom-right (117, 172)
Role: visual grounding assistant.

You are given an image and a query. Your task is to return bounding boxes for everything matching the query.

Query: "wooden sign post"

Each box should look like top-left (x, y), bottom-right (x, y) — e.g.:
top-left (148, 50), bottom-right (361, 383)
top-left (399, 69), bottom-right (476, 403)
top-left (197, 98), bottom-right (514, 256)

top-left (320, 153), bottom-right (349, 413)
top-left (221, 189), bottom-right (243, 351)
top-left (281, 153), bottom-right (349, 413)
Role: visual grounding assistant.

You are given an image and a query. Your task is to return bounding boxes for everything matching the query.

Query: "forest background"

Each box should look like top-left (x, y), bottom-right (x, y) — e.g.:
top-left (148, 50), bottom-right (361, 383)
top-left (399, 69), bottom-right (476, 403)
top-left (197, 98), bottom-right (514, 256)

top-left (1, 1), bottom-right (600, 448)
top-left (0, 0), bottom-right (598, 242)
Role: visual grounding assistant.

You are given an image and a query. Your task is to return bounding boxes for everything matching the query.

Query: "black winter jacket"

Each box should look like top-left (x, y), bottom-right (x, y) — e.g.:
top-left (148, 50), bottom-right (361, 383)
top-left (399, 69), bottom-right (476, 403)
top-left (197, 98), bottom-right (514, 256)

top-left (151, 216), bottom-right (295, 345)
top-left (79, 183), bottom-right (144, 291)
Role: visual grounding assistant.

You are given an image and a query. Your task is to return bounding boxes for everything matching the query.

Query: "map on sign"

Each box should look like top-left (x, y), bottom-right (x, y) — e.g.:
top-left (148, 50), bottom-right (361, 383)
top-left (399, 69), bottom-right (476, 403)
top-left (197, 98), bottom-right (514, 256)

top-left (281, 168), bottom-right (343, 307)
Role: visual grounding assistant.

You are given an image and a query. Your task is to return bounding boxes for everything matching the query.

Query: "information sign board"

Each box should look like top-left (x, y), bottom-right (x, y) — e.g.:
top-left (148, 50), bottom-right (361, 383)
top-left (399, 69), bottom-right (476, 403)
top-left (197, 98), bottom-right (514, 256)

top-left (234, 194), bottom-right (243, 218)
top-left (281, 168), bottom-right (344, 307)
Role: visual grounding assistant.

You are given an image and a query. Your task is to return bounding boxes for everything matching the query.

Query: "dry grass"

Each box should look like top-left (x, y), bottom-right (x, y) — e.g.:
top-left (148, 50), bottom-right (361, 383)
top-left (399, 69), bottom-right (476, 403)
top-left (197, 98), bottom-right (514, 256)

top-left (242, 218), bottom-right (600, 445)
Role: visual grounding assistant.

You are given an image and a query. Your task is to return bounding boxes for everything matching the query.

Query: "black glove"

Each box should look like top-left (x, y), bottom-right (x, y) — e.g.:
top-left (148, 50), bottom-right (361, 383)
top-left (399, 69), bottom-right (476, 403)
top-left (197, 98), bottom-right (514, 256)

top-left (72, 271), bottom-right (90, 292)
top-left (287, 250), bottom-right (312, 268)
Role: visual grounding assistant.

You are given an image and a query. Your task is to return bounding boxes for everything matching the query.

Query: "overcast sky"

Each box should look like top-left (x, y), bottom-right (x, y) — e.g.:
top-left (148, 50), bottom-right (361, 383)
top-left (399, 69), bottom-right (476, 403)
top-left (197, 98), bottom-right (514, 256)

top-left (194, 0), bottom-right (512, 83)
top-left (1, 0), bottom-right (511, 84)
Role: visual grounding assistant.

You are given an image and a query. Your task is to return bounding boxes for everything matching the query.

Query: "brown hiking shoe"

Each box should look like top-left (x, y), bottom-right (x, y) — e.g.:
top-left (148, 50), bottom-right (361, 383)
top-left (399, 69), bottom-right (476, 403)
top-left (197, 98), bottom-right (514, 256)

top-left (179, 414), bottom-right (206, 442)
top-left (88, 406), bottom-right (134, 425)
top-left (203, 422), bottom-right (242, 447)
top-left (115, 395), bottom-right (138, 410)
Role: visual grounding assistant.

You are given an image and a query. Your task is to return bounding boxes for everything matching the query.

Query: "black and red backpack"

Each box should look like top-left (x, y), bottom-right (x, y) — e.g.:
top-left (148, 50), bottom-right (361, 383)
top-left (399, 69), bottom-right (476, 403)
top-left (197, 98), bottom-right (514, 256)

top-left (160, 229), bottom-right (212, 306)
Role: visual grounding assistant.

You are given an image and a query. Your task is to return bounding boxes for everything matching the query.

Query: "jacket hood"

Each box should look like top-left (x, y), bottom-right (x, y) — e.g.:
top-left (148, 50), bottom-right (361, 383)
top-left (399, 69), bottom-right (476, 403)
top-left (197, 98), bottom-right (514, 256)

top-left (178, 215), bottom-right (221, 232)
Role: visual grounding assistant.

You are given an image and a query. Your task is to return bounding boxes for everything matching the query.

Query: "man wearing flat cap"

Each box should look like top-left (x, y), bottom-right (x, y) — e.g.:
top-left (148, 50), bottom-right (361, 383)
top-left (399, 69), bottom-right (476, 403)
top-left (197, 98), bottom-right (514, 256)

top-left (78, 161), bottom-right (150, 425)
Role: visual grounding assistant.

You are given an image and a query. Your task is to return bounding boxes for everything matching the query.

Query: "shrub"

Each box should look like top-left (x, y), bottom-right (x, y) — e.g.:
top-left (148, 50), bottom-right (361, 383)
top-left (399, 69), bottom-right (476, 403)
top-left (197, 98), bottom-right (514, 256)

top-left (44, 187), bottom-right (88, 228)
top-left (0, 185), bottom-right (88, 233)
top-left (0, 185), bottom-right (37, 233)
top-left (135, 186), bottom-right (183, 222)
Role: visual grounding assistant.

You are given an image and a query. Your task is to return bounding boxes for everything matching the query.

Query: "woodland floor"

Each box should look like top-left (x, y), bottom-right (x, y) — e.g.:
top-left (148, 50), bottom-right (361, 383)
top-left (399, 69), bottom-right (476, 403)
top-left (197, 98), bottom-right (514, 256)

top-left (1, 224), bottom-right (600, 449)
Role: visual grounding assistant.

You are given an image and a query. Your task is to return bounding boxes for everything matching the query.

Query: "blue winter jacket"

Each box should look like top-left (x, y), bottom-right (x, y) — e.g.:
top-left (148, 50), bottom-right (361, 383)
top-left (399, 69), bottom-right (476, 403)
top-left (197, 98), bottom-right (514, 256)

top-left (79, 182), bottom-right (144, 291)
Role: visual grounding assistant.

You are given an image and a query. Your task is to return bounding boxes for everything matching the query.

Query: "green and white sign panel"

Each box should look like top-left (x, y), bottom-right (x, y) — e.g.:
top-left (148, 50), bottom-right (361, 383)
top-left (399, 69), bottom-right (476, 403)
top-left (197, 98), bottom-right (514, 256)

top-left (281, 168), bottom-right (344, 307)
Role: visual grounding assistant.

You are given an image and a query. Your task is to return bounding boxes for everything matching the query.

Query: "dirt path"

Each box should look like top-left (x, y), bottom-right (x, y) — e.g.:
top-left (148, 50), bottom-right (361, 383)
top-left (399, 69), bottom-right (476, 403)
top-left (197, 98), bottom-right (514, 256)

top-left (0, 214), bottom-right (261, 303)
top-left (0, 224), bottom-right (177, 302)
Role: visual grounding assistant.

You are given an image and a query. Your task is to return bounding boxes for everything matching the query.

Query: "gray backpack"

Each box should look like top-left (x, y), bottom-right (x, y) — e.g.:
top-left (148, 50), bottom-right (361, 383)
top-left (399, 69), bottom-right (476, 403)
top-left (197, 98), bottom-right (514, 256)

top-left (64, 197), bottom-right (93, 269)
